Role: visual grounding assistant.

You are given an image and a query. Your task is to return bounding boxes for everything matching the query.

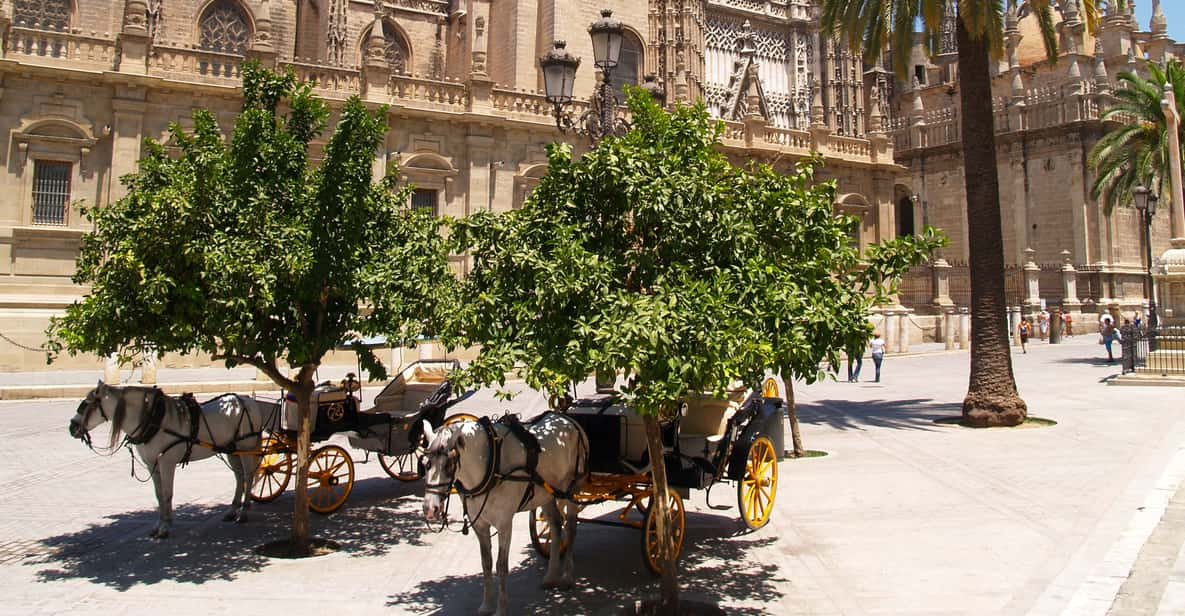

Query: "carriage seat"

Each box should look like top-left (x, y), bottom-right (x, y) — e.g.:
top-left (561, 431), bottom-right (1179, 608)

top-left (371, 364), bottom-right (452, 416)
top-left (677, 390), bottom-right (745, 459)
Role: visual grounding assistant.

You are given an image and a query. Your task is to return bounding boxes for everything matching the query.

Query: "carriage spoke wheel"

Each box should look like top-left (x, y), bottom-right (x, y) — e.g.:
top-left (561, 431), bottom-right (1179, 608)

top-left (378, 449), bottom-right (422, 482)
top-left (762, 377), bottom-right (781, 399)
top-left (738, 435), bottom-right (778, 530)
top-left (528, 506), bottom-right (573, 559)
top-left (307, 445), bottom-right (354, 515)
top-left (642, 489), bottom-right (685, 575)
top-left (250, 436), bottom-right (293, 503)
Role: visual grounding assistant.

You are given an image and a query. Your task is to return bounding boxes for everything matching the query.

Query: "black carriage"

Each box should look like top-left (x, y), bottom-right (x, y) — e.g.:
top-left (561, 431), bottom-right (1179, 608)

top-left (529, 377), bottom-right (786, 573)
top-left (249, 359), bottom-right (475, 514)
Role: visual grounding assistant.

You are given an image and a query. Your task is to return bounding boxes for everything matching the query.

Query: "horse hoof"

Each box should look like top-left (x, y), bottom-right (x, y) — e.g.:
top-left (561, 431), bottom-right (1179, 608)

top-left (477, 607), bottom-right (495, 616)
top-left (234, 513), bottom-right (248, 524)
top-left (222, 511), bottom-right (237, 522)
top-left (541, 579), bottom-right (559, 590)
top-left (557, 578), bottom-right (574, 590)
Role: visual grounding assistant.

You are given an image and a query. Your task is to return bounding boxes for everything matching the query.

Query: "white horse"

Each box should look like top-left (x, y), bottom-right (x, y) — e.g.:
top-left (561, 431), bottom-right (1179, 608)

top-left (68, 381), bottom-right (281, 539)
top-left (421, 413), bottom-right (588, 616)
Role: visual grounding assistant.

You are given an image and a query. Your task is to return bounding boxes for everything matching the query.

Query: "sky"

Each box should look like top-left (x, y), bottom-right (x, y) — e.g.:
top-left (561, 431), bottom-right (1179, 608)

top-left (1134, 1), bottom-right (1185, 43)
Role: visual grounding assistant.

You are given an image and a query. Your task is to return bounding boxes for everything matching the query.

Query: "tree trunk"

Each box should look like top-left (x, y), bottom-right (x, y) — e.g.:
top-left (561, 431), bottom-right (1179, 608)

top-left (642, 414), bottom-right (679, 614)
top-left (291, 379), bottom-right (314, 555)
top-left (785, 380), bottom-right (804, 457)
top-left (956, 18), bottom-right (1027, 427)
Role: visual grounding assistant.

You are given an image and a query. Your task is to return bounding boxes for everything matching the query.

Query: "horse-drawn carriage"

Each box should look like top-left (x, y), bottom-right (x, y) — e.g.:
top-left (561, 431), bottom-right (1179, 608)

top-left (249, 359), bottom-right (476, 513)
top-left (528, 377), bottom-right (786, 572)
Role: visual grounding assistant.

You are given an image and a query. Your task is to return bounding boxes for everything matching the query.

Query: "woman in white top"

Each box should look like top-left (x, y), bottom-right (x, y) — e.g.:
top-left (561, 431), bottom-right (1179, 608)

top-left (870, 332), bottom-right (886, 382)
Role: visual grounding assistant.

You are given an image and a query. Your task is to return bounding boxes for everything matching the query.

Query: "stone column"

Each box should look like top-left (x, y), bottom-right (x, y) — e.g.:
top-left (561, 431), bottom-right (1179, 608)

top-left (932, 257), bottom-right (955, 310)
top-left (104, 353), bottom-right (121, 384)
top-left (140, 352), bottom-right (157, 385)
top-left (117, 0), bottom-right (151, 75)
top-left (945, 308), bottom-right (958, 351)
top-left (1009, 306), bottom-right (1023, 346)
top-left (959, 307), bottom-right (971, 350)
top-left (1023, 247), bottom-right (1041, 316)
top-left (1061, 250), bottom-right (1082, 314)
top-left (898, 309), bottom-right (912, 354)
top-left (109, 94), bottom-right (146, 203)
top-left (362, 5), bottom-right (391, 100)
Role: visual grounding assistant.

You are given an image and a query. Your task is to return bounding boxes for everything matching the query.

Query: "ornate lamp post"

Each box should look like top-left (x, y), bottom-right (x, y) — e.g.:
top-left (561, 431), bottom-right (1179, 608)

top-left (1133, 184), bottom-right (1159, 329)
top-left (539, 9), bottom-right (663, 143)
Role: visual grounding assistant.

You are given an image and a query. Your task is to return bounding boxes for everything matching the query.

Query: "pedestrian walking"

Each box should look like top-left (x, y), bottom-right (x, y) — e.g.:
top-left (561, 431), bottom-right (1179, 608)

top-left (847, 343), bottom-right (863, 382)
top-left (1100, 315), bottom-right (1118, 362)
top-left (870, 331), bottom-right (886, 382)
top-left (1063, 312), bottom-right (1073, 337)
top-left (1038, 309), bottom-right (1050, 340)
top-left (1018, 318), bottom-right (1031, 353)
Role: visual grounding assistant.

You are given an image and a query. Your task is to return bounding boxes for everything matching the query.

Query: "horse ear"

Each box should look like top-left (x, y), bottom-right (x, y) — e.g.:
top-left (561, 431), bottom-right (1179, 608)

top-left (422, 419), bottom-right (436, 444)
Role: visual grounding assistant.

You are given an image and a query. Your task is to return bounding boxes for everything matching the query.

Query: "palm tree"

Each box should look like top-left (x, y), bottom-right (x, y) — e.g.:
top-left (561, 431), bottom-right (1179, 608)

top-left (1090, 60), bottom-right (1185, 214)
top-left (820, 0), bottom-right (1098, 427)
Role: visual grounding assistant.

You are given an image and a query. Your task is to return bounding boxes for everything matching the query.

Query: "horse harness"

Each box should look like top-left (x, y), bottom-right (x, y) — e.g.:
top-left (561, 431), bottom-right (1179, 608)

top-left (427, 413), bottom-right (587, 533)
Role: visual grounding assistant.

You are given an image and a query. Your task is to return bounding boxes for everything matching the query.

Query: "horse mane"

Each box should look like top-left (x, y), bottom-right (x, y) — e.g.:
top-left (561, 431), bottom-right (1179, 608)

top-left (103, 386), bottom-right (164, 449)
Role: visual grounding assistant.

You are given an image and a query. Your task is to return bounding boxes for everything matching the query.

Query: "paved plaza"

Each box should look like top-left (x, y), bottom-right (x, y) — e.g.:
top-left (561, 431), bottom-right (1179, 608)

top-left (1, 337), bottom-right (1184, 615)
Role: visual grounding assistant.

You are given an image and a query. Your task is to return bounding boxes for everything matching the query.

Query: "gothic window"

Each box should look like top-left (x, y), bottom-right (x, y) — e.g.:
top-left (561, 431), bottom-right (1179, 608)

top-left (199, 0), bottom-right (252, 55)
top-left (14, 0), bottom-right (71, 31)
top-left (611, 31), bottom-right (644, 103)
top-left (383, 24), bottom-right (410, 74)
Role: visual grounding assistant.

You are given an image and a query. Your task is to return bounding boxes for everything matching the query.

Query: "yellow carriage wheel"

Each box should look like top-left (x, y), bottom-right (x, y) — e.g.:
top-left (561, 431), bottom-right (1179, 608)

top-left (642, 488), bottom-right (685, 575)
top-left (250, 436), bottom-right (293, 503)
top-left (307, 444), bottom-right (354, 515)
top-left (762, 376), bottom-right (781, 399)
top-left (528, 506), bottom-right (574, 559)
top-left (738, 435), bottom-right (778, 530)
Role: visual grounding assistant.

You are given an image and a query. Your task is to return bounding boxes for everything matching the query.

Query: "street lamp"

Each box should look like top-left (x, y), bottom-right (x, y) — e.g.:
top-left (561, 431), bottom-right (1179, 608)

top-left (539, 9), bottom-right (662, 143)
top-left (1133, 184), bottom-right (1159, 329)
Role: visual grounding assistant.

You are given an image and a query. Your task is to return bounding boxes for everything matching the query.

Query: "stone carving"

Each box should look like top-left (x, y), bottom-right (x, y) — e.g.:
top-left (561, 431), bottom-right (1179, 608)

top-left (940, 0), bottom-right (957, 54)
top-left (14, 0), bottom-right (70, 30)
top-left (147, 0), bottom-right (163, 43)
top-left (199, 0), bottom-right (251, 54)
top-left (328, 0), bottom-right (348, 65)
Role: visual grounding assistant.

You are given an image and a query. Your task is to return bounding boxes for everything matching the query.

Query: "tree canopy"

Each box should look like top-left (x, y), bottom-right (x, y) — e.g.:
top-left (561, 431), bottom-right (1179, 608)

top-left (451, 89), bottom-right (945, 416)
top-left (48, 62), bottom-right (454, 385)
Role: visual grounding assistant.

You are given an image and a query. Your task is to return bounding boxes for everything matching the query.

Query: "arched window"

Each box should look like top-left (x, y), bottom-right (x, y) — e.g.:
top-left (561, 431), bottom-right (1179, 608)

top-left (896, 196), bottom-right (915, 237)
top-left (199, 0), bottom-right (252, 55)
top-left (363, 21), bottom-right (411, 74)
top-left (14, 0), bottom-right (70, 31)
top-left (611, 31), bottom-right (643, 103)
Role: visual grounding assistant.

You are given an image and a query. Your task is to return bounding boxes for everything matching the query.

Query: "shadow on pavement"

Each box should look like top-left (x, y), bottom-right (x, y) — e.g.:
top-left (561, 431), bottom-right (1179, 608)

top-left (27, 476), bottom-right (433, 589)
top-left (388, 511), bottom-right (785, 615)
top-left (797, 398), bottom-right (961, 431)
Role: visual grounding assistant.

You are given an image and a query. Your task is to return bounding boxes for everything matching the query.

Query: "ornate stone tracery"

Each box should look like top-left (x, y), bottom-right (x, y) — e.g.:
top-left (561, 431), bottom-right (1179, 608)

top-left (327, 0), bottom-right (348, 66)
top-left (199, 0), bottom-right (251, 55)
top-left (14, 0), bottom-right (71, 31)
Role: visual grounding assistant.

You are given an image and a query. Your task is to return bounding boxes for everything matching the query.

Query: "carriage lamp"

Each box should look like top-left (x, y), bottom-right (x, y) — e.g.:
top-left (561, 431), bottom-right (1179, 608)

top-left (539, 9), bottom-right (661, 144)
top-left (1133, 184), bottom-right (1159, 329)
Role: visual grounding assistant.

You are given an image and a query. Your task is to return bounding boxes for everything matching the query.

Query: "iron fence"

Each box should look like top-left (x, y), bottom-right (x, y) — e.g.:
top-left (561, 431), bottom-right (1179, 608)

top-left (898, 265), bottom-right (934, 308)
top-left (1121, 325), bottom-right (1185, 377)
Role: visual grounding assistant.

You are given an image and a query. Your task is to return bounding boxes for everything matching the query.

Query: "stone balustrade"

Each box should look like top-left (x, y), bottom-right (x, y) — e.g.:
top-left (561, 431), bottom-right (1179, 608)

top-left (762, 126), bottom-right (812, 152)
top-left (7, 26), bottom-right (116, 71)
top-left (388, 75), bottom-right (469, 113)
top-left (283, 61), bottom-right (362, 98)
top-left (149, 45), bottom-right (244, 85)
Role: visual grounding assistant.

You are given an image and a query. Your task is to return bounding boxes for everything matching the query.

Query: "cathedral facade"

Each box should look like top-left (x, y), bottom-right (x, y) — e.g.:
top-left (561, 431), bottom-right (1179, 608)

top-left (0, 0), bottom-right (904, 370)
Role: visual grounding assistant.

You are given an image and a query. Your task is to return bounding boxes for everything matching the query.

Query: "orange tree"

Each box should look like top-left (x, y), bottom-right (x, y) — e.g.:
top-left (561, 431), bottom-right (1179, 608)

top-left (450, 89), bottom-right (944, 611)
top-left (47, 63), bottom-right (454, 555)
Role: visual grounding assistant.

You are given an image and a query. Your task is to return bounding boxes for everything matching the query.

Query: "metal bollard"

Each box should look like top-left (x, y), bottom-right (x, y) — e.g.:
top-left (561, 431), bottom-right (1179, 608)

top-left (1049, 309), bottom-right (1062, 344)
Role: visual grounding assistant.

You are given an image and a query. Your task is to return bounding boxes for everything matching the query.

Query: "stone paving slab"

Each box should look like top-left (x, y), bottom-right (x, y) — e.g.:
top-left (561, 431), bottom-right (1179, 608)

top-left (0, 336), bottom-right (1181, 615)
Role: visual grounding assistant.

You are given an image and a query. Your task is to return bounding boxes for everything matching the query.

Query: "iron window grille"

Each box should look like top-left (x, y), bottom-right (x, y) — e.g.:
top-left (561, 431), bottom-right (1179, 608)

top-left (32, 160), bottom-right (71, 226)
top-left (411, 188), bottom-right (438, 216)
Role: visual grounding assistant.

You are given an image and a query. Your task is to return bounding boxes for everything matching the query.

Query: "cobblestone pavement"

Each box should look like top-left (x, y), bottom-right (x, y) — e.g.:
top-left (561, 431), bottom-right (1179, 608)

top-left (1, 337), bottom-right (1183, 615)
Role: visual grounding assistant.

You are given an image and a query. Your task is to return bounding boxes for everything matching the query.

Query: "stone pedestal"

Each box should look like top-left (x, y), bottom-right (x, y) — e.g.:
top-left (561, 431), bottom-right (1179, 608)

top-left (1061, 250), bottom-right (1082, 313)
top-left (932, 258), bottom-right (955, 311)
top-left (1156, 238), bottom-right (1185, 322)
top-left (1009, 306), bottom-right (1023, 346)
top-left (882, 310), bottom-right (899, 354)
top-left (1023, 248), bottom-right (1041, 316)
top-left (418, 341), bottom-right (438, 361)
top-left (898, 309), bottom-right (912, 354)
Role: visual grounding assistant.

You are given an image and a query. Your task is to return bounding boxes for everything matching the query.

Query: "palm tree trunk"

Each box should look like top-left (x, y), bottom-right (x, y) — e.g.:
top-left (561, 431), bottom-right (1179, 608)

top-left (956, 18), bottom-right (1027, 427)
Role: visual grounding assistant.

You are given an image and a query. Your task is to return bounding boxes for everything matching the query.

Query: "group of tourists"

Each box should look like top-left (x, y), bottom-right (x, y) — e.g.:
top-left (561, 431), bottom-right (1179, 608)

top-left (1016, 308), bottom-right (1074, 353)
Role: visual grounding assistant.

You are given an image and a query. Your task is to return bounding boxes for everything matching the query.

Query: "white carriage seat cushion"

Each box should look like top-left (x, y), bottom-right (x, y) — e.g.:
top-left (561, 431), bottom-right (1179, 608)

top-left (407, 365), bottom-right (449, 384)
top-left (677, 391), bottom-right (745, 457)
